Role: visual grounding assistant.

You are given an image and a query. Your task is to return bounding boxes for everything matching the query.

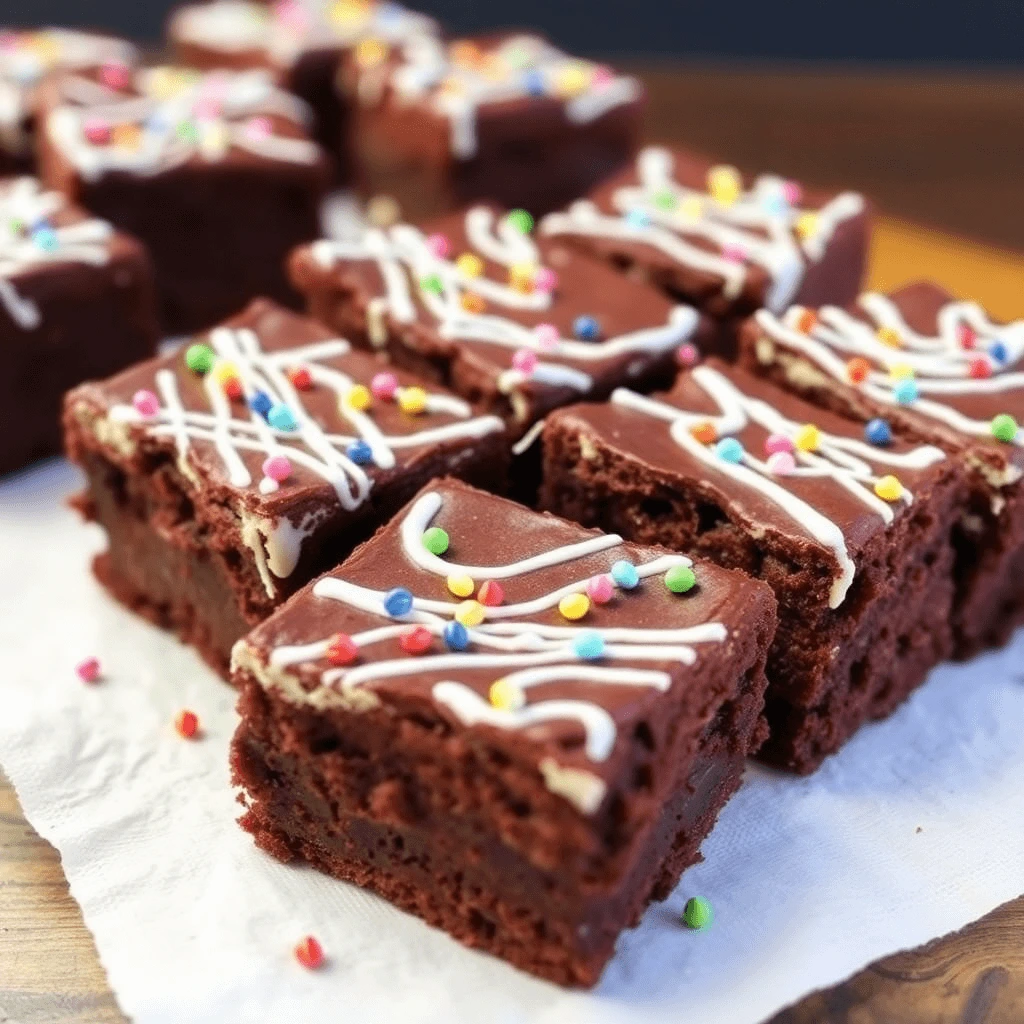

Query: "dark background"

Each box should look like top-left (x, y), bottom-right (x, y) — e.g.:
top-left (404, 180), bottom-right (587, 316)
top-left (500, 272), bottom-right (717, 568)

top-left (5, 0), bottom-right (1024, 63)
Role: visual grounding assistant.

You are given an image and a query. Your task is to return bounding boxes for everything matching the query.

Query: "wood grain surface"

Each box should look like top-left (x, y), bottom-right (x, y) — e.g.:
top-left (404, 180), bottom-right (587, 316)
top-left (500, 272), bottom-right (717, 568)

top-left (2, 65), bottom-right (1024, 1024)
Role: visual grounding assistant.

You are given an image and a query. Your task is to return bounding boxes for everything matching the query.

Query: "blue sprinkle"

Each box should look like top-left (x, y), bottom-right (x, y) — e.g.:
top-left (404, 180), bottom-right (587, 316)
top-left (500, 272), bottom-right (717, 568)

top-left (443, 621), bottom-right (469, 651)
top-left (383, 587), bottom-right (413, 617)
top-left (249, 390), bottom-right (272, 417)
top-left (893, 379), bottom-right (919, 405)
top-left (573, 315), bottom-right (601, 341)
top-left (522, 70), bottom-right (546, 96)
top-left (267, 403), bottom-right (298, 431)
top-left (989, 341), bottom-right (1008, 364)
top-left (573, 631), bottom-right (605, 660)
top-left (865, 418), bottom-right (892, 446)
top-left (346, 439), bottom-right (373, 465)
top-left (625, 208), bottom-right (652, 230)
top-left (762, 193), bottom-right (789, 217)
top-left (715, 437), bottom-right (745, 463)
top-left (611, 559), bottom-right (639, 589)
top-left (32, 227), bottom-right (58, 252)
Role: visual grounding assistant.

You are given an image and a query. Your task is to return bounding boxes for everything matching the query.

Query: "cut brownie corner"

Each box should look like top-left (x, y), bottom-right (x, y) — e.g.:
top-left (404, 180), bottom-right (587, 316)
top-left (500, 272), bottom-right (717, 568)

top-left (228, 478), bottom-right (775, 984)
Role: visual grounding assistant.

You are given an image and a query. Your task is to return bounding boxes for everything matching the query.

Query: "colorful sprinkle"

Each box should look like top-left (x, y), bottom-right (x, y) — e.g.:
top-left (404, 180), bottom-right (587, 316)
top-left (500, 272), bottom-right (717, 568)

top-left (511, 348), bottom-right (538, 375)
top-left (767, 451), bottom-right (796, 475)
top-left (559, 593), bottom-right (590, 621)
top-left (893, 379), bottom-right (919, 404)
top-left (626, 208), bottom-right (652, 230)
top-left (782, 180), bottom-right (803, 205)
top-left (683, 896), bottom-right (713, 931)
top-left (398, 387), bottom-right (427, 414)
top-left (874, 475), bottom-right (904, 502)
top-left (400, 626), bottom-right (432, 655)
top-left (534, 267), bottom-right (558, 293)
top-left (132, 389), bottom-right (159, 417)
top-left (425, 233), bottom-right (450, 258)
top-left (506, 209), bottom-right (534, 234)
top-left (249, 390), bottom-right (272, 418)
top-left (345, 439), bottom-right (373, 464)
top-left (75, 657), bottom-right (101, 683)
top-left (764, 433), bottom-right (794, 456)
top-left (244, 115), bottom-right (272, 140)
top-left (675, 343), bottom-right (700, 367)
top-left (421, 526), bottom-right (449, 555)
top-left (175, 710), bottom-right (200, 739)
top-left (489, 678), bottom-right (524, 711)
top-left (383, 587), bottom-right (413, 617)
top-left (268, 404), bottom-right (298, 431)
top-left (715, 437), bottom-right (744, 463)
top-left (573, 631), bottom-right (605, 660)
top-left (325, 633), bottom-right (358, 666)
top-left (262, 454), bottom-right (292, 482)
top-left (846, 357), bottom-right (871, 384)
top-left (611, 560), bottom-right (639, 589)
top-left (969, 358), bottom-right (992, 380)
top-left (534, 323), bottom-right (560, 351)
top-left (722, 243), bottom-right (747, 264)
top-left (223, 377), bottom-right (243, 401)
top-left (287, 366), bottom-right (312, 391)
top-left (991, 413), bottom-right (1019, 443)
top-left (419, 273), bottom-right (443, 295)
top-left (455, 252), bottom-right (483, 278)
top-left (447, 573), bottom-right (475, 598)
top-left (653, 188), bottom-right (678, 211)
top-left (794, 424), bottom-right (821, 452)
top-left (99, 60), bottom-right (131, 91)
top-left (344, 383), bottom-right (372, 411)
top-left (690, 421), bottom-right (717, 445)
top-left (83, 117), bottom-right (111, 144)
top-left (185, 343), bottom-right (215, 375)
top-left (865, 418), bottom-right (892, 446)
top-left (355, 37), bottom-right (388, 68)
top-left (585, 574), bottom-right (614, 605)
top-left (957, 324), bottom-right (976, 350)
top-left (990, 341), bottom-right (1008, 364)
top-left (460, 292), bottom-right (486, 313)
top-left (707, 165), bottom-right (742, 206)
top-left (795, 308), bottom-right (818, 334)
top-left (477, 580), bottom-right (504, 607)
top-left (890, 363), bottom-right (915, 381)
top-left (877, 326), bottom-right (902, 348)
top-left (294, 936), bottom-right (325, 970)
top-left (795, 212), bottom-right (819, 241)
top-left (443, 621), bottom-right (469, 651)
top-left (370, 371), bottom-right (398, 400)
top-left (508, 262), bottom-right (536, 292)
top-left (573, 315), bottom-right (601, 341)
top-left (455, 600), bottom-right (486, 627)
top-left (664, 564), bottom-right (696, 593)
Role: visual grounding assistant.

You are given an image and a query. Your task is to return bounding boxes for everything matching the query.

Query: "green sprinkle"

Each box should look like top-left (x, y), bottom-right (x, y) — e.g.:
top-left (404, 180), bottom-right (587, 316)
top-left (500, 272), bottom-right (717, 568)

top-left (420, 273), bottom-right (443, 295)
top-left (422, 526), bottom-right (450, 556)
top-left (506, 209), bottom-right (534, 234)
top-left (682, 896), bottom-right (713, 930)
top-left (665, 564), bottom-right (697, 594)
top-left (176, 119), bottom-right (199, 143)
top-left (184, 343), bottom-right (215, 375)
top-left (991, 413), bottom-right (1018, 443)
top-left (653, 189), bottom-right (678, 211)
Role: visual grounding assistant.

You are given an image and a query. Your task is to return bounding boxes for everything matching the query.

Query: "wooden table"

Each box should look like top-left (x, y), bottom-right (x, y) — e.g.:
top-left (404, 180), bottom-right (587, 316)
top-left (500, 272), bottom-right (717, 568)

top-left (3, 66), bottom-right (1024, 1024)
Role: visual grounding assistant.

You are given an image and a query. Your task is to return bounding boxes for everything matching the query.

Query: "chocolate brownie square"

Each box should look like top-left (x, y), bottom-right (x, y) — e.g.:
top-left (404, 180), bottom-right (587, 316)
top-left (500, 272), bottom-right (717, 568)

top-left (0, 176), bottom-right (157, 475)
top-left (540, 146), bottom-right (869, 340)
top-left (0, 28), bottom-right (137, 173)
top-left (290, 203), bottom-right (714, 443)
top-left (63, 299), bottom-right (508, 677)
top-left (230, 478), bottom-right (776, 985)
top-left (742, 282), bottom-right (1024, 656)
top-left (540, 359), bottom-right (966, 773)
top-left (167, 0), bottom-right (439, 181)
top-left (37, 64), bottom-right (331, 335)
top-left (339, 32), bottom-right (644, 220)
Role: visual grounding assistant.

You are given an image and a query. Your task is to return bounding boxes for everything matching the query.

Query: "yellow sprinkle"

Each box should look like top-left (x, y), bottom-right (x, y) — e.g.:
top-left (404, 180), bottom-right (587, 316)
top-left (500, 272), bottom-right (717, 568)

top-left (707, 165), bottom-right (742, 207)
top-left (30, 32), bottom-right (61, 66)
top-left (795, 211), bottom-right (819, 241)
top-left (556, 63), bottom-right (591, 98)
top-left (794, 424), bottom-right (821, 452)
top-left (489, 678), bottom-right (525, 712)
top-left (508, 262), bottom-right (536, 291)
top-left (890, 363), bottom-right (915, 381)
top-left (877, 326), bottom-right (902, 348)
top-left (455, 253), bottom-right (483, 278)
top-left (558, 593), bottom-right (590, 621)
top-left (447, 574), bottom-right (475, 598)
top-left (345, 384), bottom-right (372, 411)
top-left (212, 361), bottom-right (238, 385)
top-left (678, 195), bottom-right (704, 220)
top-left (398, 386), bottom-right (427, 414)
top-left (874, 475), bottom-right (904, 502)
top-left (145, 66), bottom-right (183, 101)
top-left (460, 292), bottom-right (486, 313)
top-left (355, 38), bottom-right (388, 69)
top-left (330, 0), bottom-right (370, 25)
top-left (455, 600), bottom-right (485, 627)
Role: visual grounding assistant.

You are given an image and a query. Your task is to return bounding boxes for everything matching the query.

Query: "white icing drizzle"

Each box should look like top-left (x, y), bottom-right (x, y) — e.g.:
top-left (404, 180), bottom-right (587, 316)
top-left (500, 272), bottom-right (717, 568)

top-left (611, 366), bottom-right (946, 608)
top-left (266, 490), bottom-right (729, 806)
top-left (756, 294), bottom-right (1024, 449)
top-left (311, 206), bottom-right (698, 396)
top-left (46, 67), bottom-right (321, 180)
top-left (387, 33), bottom-right (641, 159)
top-left (0, 177), bottom-right (114, 329)
top-left (541, 147), bottom-right (865, 313)
top-left (106, 326), bottom-right (504, 518)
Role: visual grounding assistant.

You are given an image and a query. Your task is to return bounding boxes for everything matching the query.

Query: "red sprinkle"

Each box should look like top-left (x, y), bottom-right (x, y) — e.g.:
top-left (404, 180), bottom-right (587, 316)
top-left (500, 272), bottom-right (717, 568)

top-left (76, 657), bottom-right (101, 683)
top-left (400, 626), bottom-right (433, 655)
top-left (325, 633), bottom-right (358, 666)
top-left (846, 357), bottom-right (871, 384)
top-left (477, 580), bottom-right (504, 607)
top-left (969, 358), bottom-right (992, 380)
top-left (175, 710), bottom-right (200, 739)
top-left (295, 935), bottom-right (324, 970)
top-left (288, 366), bottom-right (313, 391)
top-left (224, 377), bottom-right (243, 401)
top-left (958, 324), bottom-right (977, 350)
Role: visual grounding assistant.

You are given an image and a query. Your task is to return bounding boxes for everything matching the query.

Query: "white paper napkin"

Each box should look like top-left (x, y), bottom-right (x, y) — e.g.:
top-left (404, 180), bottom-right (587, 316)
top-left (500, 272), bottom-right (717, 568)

top-left (1, 458), bottom-right (1022, 1024)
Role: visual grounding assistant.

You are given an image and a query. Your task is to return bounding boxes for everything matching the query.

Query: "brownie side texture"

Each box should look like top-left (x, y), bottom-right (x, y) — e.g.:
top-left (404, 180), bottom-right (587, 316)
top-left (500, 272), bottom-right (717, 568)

top-left (230, 479), bottom-right (776, 984)
top-left (539, 360), bottom-right (966, 773)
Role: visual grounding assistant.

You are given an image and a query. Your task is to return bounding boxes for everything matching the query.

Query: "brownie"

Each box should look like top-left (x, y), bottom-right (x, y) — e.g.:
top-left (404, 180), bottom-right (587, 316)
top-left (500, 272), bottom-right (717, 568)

top-left (540, 359), bottom-right (966, 773)
top-left (0, 176), bottom-right (157, 475)
top-left (0, 28), bottom-right (137, 173)
top-left (289, 203), bottom-right (714, 446)
top-left (540, 145), bottom-right (869, 348)
top-left (167, 0), bottom-right (439, 181)
top-left (230, 477), bottom-right (776, 985)
top-left (36, 64), bottom-right (331, 335)
top-left (339, 31), bottom-right (644, 220)
top-left (63, 298), bottom-right (509, 677)
top-left (741, 282), bottom-right (1024, 657)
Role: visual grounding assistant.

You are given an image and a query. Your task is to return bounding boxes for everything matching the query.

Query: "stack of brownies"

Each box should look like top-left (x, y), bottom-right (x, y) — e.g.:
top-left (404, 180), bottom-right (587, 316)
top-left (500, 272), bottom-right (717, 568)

top-left (0, 0), bottom-right (1019, 992)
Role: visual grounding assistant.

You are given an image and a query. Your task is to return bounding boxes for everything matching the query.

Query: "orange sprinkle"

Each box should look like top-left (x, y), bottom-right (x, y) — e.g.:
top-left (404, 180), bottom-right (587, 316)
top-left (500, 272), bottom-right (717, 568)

top-left (175, 710), bottom-right (200, 739)
top-left (690, 421), bottom-right (717, 445)
top-left (795, 308), bottom-right (818, 334)
top-left (294, 935), bottom-right (325, 970)
top-left (846, 357), bottom-right (871, 384)
top-left (460, 292), bottom-right (486, 313)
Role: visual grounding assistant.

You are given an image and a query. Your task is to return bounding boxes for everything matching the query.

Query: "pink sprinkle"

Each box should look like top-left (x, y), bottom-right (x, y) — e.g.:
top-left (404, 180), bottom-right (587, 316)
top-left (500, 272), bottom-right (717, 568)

top-left (767, 451), bottom-right (796, 476)
top-left (511, 349), bottom-right (538, 375)
top-left (371, 371), bottom-right (398, 400)
top-left (958, 324), bottom-right (977, 350)
top-left (534, 323), bottom-right (560, 351)
top-left (262, 454), bottom-right (292, 482)
top-left (84, 117), bottom-right (111, 145)
top-left (586, 574), bottom-right (614, 605)
top-left (0, 33), bottom-right (18, 53)
top-left (782, 180), bottom-right (803, 205)
top-left (99, 61), bottom-right (131, 91)
top-left (244, 116), bottom-right (272, 140)
top-left (425, 233), bottom-right (451, 259)
top-left (675, 343), bottom-right (699, 368)
top-left (533, 267), bottom-right (558, 293)
top-left (193, 97), bottom-right (222, 121)
top-left (132, 389), bottom-right (159, 417)
top-left (764, 433), bottom-right (794, 456)
top-left (76, 657), bottom-right (101, 683)
top-left (722, 243), bottom-right (747, 264)
top-left (592, 66), bottom-right (615, 88)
